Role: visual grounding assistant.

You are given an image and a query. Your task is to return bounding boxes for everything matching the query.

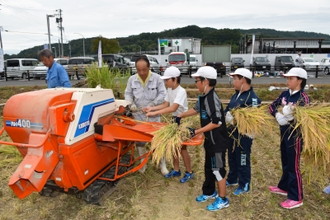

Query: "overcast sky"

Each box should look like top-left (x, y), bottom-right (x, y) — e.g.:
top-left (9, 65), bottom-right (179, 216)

top-left (1, 0), bottom-right (330, 55)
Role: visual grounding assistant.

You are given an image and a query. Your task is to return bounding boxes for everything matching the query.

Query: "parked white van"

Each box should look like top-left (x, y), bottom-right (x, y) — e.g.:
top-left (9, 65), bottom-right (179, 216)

top-left (6, 58), bottom-right (39, 79)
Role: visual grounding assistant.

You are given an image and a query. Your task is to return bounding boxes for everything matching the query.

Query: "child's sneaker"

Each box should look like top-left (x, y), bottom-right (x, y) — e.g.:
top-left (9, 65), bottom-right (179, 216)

top-left (196, 191), bottom-right (218, 202)
top-left (164, 169), bottom-right (181, 178)
top-left (206, 197), bottom-right (230, 211)
top-left (268, 186), bottom-right (288, 196)
top-left (280, 199), bottom-right (303, 209)
top-left (226, 181), bottom-right (238, 186)
top-left (233, 183), bottom-right (249, 195)
top-left (323, 184), bottom-right (330, 194)
top-left (180, 171), bottom-right (194, 183)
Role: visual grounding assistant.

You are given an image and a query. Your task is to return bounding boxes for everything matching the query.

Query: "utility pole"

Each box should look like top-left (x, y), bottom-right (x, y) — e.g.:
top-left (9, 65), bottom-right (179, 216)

top-left (0, 26), bottom-right (4, 73)
top-left (46, 14), bottom-right (54, 52)
top-left (52, 46), bottom-right (57, 57)
top-left (0, 26), bottom-right (3, 49)
top-left (56, 9), bottom-right (64, 57)
top-left (74, 33), bottom-right (85, 57)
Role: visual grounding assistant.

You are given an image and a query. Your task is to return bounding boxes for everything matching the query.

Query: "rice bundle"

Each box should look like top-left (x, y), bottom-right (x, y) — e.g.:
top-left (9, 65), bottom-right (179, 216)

top-left (230, 105), bottom-right (275, 137)
top-left (150, 119), bottom-right (196, 165)
top-left (292, 103), bottom-right (330, 181)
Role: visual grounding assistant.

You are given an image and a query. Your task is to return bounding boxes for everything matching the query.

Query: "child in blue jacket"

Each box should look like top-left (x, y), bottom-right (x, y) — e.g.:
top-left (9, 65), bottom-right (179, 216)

top-left (268, 67), bottom-right (310, 209)
top-left (225, 68), bottom-right (261, 195)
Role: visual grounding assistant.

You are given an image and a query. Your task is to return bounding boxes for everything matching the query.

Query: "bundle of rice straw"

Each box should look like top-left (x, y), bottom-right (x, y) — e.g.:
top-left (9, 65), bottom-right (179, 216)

top-left (230, 105), bottom-right (275, 137)
top-left (292, 103), bottom-right (330, 182)
top-left (150, 118), bottom-right (197, 165)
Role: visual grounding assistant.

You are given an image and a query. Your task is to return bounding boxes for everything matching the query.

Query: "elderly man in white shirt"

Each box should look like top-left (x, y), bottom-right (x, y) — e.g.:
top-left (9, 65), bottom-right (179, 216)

top-left (125, 56), bottom-right (168, 174)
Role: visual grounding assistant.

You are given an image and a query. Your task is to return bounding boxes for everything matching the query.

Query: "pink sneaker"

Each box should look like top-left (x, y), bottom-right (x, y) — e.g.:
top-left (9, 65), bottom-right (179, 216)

top-left (268, 186), bottom-right (288, 196)
top-left (280, 199), bottom-right (303, 209)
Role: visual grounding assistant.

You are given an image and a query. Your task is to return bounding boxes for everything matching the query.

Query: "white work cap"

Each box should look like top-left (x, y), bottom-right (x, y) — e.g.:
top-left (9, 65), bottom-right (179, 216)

top-left (230, 68), bottom-right (253, 80)
top-left (191, 66), bottom-right (217, 79)
top-left (160, 66), bottom-right (181, 79)
top-left (283, 67), bottom-right (307, 79)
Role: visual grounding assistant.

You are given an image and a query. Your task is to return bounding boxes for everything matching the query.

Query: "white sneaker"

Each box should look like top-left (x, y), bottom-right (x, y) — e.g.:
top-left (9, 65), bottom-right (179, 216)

top-left (137, 146), bottom-right (147, 173)
top-left (159, 158), bottom-right (169, 175)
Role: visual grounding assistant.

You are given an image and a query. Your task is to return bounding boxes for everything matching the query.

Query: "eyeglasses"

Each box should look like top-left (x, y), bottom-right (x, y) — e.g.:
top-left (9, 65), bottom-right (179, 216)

top-left (195, 80), bottom-right (201, 83)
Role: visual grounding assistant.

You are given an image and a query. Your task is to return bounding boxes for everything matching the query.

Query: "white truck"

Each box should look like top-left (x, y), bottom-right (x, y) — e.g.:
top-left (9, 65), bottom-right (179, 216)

top-left (166, 52), bottom-right (190, 75)
top-left (166, 52), bottom-right (200, 76)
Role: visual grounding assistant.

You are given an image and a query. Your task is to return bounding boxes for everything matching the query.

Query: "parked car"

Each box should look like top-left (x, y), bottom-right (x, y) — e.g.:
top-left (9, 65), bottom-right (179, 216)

top-left (5, 58), bottom-right (39, 79)
top-left (301, 57), bottom-right (320, 71)
top-left (130, 54), bottom-right (161, 74)
top-left (1, 60), bottom-right (6, 78)
top-left (68, 57), bottom-right (95, 78)
top-left (274, 56), bottom-right (295, 71)
top-left (30, 63), bottom-right (47, 79)
top-left (55, 58), bottom-right (69, 70)
top-left (231, 57), bottom-right (245, 71)
top-left (189, 54), bottom-right (198, 72)
top-left (101, 54), bottom-right (130, 73)
top-left (30, 58), bottom-right (69, 79)
top-left (320, 58), bottom-right (330, 75)
top-left (253, 56), bottom-right (271, 72)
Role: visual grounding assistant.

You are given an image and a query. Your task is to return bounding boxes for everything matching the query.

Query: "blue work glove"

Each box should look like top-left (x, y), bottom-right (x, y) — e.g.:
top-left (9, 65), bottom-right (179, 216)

top-left (174, 116), bottom-right (181, 125)
top-left (187, 127), bottom-right (196, 137)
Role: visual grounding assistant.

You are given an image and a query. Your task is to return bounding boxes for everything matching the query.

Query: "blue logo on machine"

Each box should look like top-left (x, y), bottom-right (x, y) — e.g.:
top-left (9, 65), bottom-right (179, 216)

top-left (74, 98), bottom-right (115, 137)
top-left (5, 119), bottom-right (43, 129)
top-left (78, 120), bottom-right (90, 129)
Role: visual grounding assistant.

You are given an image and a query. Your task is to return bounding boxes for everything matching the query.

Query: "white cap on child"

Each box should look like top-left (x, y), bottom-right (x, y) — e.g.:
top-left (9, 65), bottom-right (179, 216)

top-left (191, 66), bottom-right (217, 79)
top-left (229, 68), bottom-right (253, 80)
top-left (160, 66), bottom-right (181, 79)
top-left (283, 67), bottom-right (307, 79)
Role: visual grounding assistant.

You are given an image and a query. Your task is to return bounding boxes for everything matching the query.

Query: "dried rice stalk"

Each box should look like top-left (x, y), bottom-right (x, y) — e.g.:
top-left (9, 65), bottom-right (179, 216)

top-left (292, 103), bottom-right (330, 181)
top-left (230, 105), bottom-right (275, 137)
top-left (150, 118), bottom-right (197, 165)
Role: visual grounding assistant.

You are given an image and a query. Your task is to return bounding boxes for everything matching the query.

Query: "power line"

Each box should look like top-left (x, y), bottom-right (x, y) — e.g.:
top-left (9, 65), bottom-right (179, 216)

top-left (4, 30), bottom-right (51, 36)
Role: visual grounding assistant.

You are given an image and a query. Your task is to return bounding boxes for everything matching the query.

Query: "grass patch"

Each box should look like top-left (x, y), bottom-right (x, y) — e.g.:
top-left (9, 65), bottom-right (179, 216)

top-left (85, 64), bottom-right (130, 99)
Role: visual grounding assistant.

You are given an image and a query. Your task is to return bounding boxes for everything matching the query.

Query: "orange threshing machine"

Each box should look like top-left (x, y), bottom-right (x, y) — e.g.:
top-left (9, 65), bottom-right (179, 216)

top-left (0, 88), bottom-right (202, 204)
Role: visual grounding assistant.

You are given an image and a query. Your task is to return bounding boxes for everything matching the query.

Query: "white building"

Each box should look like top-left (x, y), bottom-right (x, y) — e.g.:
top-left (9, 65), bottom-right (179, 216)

top-left (242, 37), bottom-right (330, 54)
top-left (159, 38), bottom-right (201, 54)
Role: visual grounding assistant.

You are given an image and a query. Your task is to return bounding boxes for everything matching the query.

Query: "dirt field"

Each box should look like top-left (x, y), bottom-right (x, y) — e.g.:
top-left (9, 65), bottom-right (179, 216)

top-left (0, 130), bottom-right (329, 220)
top-left (0, 85), bottom-right (329, 219)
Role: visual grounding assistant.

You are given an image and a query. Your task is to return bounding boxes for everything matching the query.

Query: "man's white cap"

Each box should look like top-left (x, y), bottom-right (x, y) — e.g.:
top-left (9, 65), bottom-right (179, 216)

top-left (191, 66), bottom-right (217, 79)
top-left (160, 66), bottom-right (181, 79)
top-left (230, 68), bottom-right (253, 80)
top-left (283, 67), bottom-right (307, 79)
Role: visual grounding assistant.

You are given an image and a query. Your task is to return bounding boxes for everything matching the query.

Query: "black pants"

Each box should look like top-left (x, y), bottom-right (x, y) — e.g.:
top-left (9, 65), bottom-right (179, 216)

top-left (202, 145), bottom-right (226, 195)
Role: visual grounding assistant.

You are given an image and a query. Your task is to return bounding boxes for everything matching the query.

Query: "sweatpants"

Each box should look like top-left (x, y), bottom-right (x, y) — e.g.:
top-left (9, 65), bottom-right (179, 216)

top-left (278, 125), bottom-right (303, 201)
top-left (227, 132), bottom-right (252, 188)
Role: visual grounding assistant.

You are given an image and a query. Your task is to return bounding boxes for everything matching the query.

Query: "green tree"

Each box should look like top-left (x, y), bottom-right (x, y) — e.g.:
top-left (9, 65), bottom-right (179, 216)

top-left (91, 37), bottom-right (121, 54)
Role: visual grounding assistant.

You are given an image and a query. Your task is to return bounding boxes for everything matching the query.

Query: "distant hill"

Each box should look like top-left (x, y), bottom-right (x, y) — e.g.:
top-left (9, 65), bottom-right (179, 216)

top-left (5, 25), bottom-right (330, 59)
